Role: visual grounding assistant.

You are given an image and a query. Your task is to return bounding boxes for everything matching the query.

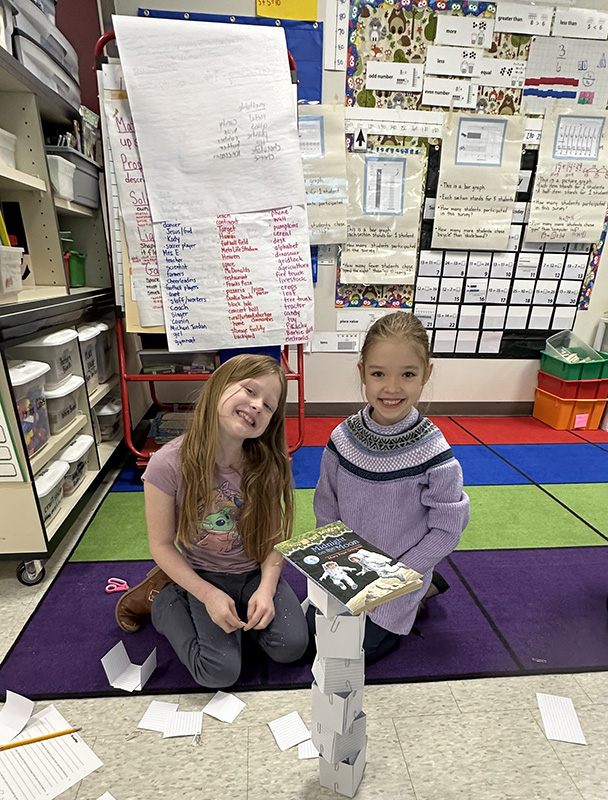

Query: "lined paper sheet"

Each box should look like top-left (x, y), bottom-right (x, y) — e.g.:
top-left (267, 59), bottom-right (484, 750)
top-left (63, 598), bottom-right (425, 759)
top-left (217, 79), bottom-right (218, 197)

top-left (268, 711), bottom-right (311, 751)
top-left (101, 641), bottom-right (156, 692)
top-left (202, 691), bottom-right (246, 724)
top-left (137, 700), bottom-right (179, 732)
top-left (298, 737), bottom-right (319, 759)
top-left (162, 710), bottom-right (203, 738)
top-left (536, 693), bottom-right (587, 745)
top-left (0, 690), bottom-right (34, 745)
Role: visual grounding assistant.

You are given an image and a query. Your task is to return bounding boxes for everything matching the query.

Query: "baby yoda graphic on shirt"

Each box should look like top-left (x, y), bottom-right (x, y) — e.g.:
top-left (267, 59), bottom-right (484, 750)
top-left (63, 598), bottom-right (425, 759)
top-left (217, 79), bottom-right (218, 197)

top-left (195, 481), bottom-right (244, 554)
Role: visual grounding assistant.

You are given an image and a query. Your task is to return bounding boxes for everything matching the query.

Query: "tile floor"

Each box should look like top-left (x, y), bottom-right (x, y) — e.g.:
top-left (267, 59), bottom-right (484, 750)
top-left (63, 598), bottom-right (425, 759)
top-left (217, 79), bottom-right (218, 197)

top-left (1, 469), bottom-right (608, 800)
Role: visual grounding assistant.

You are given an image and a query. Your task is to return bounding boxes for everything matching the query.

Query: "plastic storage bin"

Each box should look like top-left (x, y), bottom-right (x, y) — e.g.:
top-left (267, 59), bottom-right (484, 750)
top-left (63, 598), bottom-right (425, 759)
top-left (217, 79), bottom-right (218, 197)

top-left (8, 328), bottom-right (78, 390)
top-left (8, 360), bottom-right (51, 455)
top-left (57, 434), bottom-right (94, 495)
top-left (45, 147), bottom-right (100, 208)
top-left (138, 349), bottom-right (216, 375)
top-left (77, 325), bottom-right (100, 392)
top-left (537, 371), bottom-right (608, 400)
top-left (12, 0), bottom-right (76, 78)
top-left (34, 459), bottom-right (69, 524)
top-left (533, 387), bottom-right (607, 430)
top-left (0, 245), bottom-right (23, 297)
top-left (0, 1), bottom-right (16, 52)
top-left (47, 154), bottom-right (75, 200)
top-left (541, 330), bottom-right (608, 380)
top-left (66, 251), bottom-right (86, 287)
top-left (95, 399), bottom-right (121, 441)
top-left (44, 374), bottom-right (84, 434)
top-left (95, 319), bottom-right (116, 383)
top-left (0, 126), bottom-right (17, 169)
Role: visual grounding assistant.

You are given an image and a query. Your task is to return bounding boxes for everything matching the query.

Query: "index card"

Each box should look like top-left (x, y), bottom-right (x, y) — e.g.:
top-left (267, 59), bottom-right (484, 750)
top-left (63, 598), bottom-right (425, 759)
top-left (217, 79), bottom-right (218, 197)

top-left (439, 277), bottom-right (464, 303)
top-left (268, 711), bottom-right (311, 751)
top-left (557, 281), bottom-right (582, 306)
top-left (365, 62), bottom-right (423, 93)
top-left (553, 306), bottom-right (577, 330)
top-left (423, 198), bottom-right (436, 220)
top-left (506, 225), bottom-right (522, 252)
top-left (506, 306), bottom-right (530, 329)
top-left (298, 737), bottom-right (319, 759)
top-left (464, 278), bottom-right (488, 303)
top-left (459, 306), bottom-right (483, 329)
top-left (456, 330), bottom-right (479, 354)
top-left (422, 77), bottom-right (478, 110)
top-left (553, 7), bottom-right (608, 40)
top-left (540, 253), bottom-right (565, 280)
top-left (479, 330), bottom-right (503, 354)
top-left (487, 279), bottom-right (510, 305)
top-left (517, 251), bottom-right (541, 269)
top-left (413, 304), bottom-right (436, 329)
top-left (101, 641), bottom-right (156, 692)
top-left (491, 252), bottom-right (515, 279)
top-left (563, 254), bottom-right (589, 281)
top-left (533, 280), bottom-right (558, 305)
top-left (537, 693), bottom-right (587, 745)
top-left (138, 701), bottom-right (179, 732)
top-left (511, 202), bottom-right (527, 224)
top-left (529, 306), bottom-right (553, 329)
top-left (0, 691), bottom-right (34, 745)
top-left (520, 238), bottom-right (544, 253)
top-left (312, 333), bottom-right (360, 353)
top-left (436, 14), bottom-right (495, 49)
top-left (433, 330), bottom-right (457, 353)
top-left (163, 710), bottom-right (203, 738)
top-left (203, 691), bottom-right (246, 724)
top-left (510, 280), bottom-right (534, 305)
top-left (443, 251), bottom-right (468, 277)
top-left (467, 252), bottom-right (492, 278)
top-left (495, 2), bottom-right (553, 35)
top-left (418, 250), bottom-right (443, 276)
top-left (435, 305), bottom-right (459, 329)
top-left (415, 276), bottom-right (440, 303)
top-left (426, 45), bottom-right (483, 77)
top-left (483, 305), bottom-right (507, 329)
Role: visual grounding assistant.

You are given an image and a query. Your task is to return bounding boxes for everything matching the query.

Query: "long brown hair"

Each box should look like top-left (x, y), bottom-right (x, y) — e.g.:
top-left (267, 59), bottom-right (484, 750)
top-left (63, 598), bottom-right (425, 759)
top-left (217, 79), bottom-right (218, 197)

top-left (177, 354), bottom-right (293, 562)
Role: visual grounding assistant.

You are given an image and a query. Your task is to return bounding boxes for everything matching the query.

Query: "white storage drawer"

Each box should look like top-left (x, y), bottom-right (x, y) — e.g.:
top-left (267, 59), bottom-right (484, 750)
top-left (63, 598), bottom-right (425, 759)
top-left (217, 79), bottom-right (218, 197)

top-left (0, 126), bottom-right (17, 169)
top-left (12, 0), bottom-right (77, 80)
top-left (13, 33), bottom-right (80, 110)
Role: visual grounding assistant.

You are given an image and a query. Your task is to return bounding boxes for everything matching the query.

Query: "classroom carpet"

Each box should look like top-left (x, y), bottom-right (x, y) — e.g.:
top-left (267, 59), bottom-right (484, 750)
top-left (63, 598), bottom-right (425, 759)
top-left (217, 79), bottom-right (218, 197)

top-left (2, 415), bottom-right (608, 700)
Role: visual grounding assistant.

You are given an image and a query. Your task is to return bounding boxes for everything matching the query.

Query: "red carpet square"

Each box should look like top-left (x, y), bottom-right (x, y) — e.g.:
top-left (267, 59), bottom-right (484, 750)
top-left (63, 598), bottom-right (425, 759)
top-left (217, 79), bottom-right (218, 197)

top-left (452, 416), bottom-right (580, 444)
top-left (429, 417), bottom-right (478, 445)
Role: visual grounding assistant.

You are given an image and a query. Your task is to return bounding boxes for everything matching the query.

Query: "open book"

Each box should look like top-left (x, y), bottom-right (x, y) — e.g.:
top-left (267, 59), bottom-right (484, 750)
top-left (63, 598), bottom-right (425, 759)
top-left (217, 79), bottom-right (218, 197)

top-left (275, 521), bottom-right (423, 614)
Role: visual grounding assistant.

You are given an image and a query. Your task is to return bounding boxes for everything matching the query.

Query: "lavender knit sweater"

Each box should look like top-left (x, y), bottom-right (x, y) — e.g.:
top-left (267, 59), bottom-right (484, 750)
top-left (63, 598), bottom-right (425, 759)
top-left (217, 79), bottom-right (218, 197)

top-left (314, 405), bottom-right (470, 635)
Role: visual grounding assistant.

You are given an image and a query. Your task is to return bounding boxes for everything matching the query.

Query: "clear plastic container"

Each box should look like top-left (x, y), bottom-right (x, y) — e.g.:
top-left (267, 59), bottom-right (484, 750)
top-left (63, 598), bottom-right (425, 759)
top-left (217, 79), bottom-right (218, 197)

top-left (94, 319), bottom-right (116, 383)
top-left (46, 154), bottom-right (75, 200)
top-left (0, 126), bottom-right (17, 169)
top-left (0, 246), bottom-right (23, 297)
top-left (8, 328), bottom-right (78, 390)
top-left (95, 399), bottom-right (121, 441)
top-left (8, 360), bottom-right (51, 455)
top-left (138, 349), bottom-right (217, 375)
top-left (34, 459), bottom-right (69, 524)
top-left (44, 373), bottom-right (84, 434)
top-left (57, 433), bottom-right (94, 495)
top-left (77, 324), bottom-right (100, 392)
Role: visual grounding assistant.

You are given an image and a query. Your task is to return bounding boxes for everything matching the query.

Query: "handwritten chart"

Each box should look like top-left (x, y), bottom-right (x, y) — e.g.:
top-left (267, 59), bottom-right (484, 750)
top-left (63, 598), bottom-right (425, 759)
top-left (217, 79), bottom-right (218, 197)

top-left (154, 206), bottom-right (314, 350)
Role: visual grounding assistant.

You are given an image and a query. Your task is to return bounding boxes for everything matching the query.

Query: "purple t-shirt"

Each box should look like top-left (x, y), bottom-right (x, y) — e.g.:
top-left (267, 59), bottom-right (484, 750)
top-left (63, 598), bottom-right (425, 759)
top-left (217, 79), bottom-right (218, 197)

top-left (142, 436), bottom-right (259, 573)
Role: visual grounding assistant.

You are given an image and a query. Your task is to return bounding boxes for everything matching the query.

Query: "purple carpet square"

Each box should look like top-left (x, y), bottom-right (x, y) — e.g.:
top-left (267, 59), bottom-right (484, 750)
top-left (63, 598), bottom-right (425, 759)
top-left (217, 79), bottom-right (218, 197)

top-left (0, 559), bottom-right (519, 700)
top-left (451, 548), bottom-right (608, 671)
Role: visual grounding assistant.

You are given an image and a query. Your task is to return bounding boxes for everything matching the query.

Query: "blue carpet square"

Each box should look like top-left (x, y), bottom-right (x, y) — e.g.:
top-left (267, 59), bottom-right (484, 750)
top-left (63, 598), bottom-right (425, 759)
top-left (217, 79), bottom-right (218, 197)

top-left (451, 445), bottom-right (530, 486)
top-left (290, 446), bottom-right (324, 489)
top-left (493, 443), bottom-right (608, 484)
top-left (111, 461), bottom-right (144, 492)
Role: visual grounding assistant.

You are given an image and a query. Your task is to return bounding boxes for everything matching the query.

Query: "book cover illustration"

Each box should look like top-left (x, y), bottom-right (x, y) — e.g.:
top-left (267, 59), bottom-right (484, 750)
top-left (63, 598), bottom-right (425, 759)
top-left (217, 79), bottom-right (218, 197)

top-left (275, 521), bottom-right (423, 614)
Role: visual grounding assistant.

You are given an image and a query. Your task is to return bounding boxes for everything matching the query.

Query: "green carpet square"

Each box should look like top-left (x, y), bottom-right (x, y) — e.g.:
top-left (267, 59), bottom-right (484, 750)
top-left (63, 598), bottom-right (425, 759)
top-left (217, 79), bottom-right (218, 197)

top-left (542, 483), bottom-right (608, 538)
top-left (459, 485), bottom-right (607, 550)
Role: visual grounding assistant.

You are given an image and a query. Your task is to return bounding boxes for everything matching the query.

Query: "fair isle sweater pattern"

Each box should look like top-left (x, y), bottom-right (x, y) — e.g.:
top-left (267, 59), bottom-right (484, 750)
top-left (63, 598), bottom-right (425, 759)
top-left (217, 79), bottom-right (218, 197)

top-left (327, 406), bottom-right (454, 481)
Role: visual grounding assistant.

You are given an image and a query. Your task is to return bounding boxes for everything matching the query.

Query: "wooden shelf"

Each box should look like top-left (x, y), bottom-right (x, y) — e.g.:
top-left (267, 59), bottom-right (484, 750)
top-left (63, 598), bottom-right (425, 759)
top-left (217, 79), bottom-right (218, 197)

top-left (0, 162), bottom-right (46, 192)
top-left (46, 470), bottom-right (98, 540)
top-left (89, 376), bottom-right (119, 407)
top-left (30, 414), bottom-right (87, 474)
top-left (98, 435), bottom-right (124, 467)
top-left (54, 197), bottom-right (95, 217)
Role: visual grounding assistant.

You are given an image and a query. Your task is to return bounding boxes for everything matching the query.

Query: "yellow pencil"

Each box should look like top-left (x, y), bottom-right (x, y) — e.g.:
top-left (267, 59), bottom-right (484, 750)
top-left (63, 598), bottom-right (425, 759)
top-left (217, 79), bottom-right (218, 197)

top-left (0, 727), bottom-right (82, 752)
top-left (0, 208), bottom-right (10, 247)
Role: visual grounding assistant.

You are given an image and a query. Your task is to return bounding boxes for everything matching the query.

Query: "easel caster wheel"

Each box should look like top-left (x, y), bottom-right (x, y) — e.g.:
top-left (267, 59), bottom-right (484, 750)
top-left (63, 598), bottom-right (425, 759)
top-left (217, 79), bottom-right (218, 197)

top-left (16, 560), bottom-right (46, 586)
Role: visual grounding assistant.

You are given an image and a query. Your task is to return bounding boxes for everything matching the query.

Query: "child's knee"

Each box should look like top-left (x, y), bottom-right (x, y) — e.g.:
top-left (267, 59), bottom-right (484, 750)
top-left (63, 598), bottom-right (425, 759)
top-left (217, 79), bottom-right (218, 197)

top-left (190, 653), bottom-right (241, 688)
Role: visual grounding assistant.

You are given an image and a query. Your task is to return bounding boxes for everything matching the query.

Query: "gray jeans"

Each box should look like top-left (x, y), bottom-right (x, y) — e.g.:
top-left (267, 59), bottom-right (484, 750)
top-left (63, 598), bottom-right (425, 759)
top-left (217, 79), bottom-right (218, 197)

top-left (151, 568), bottom-right (309, 688)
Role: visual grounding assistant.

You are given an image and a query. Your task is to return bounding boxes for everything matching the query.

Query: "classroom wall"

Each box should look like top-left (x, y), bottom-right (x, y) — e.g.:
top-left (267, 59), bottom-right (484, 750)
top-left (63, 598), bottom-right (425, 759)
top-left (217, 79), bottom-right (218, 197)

top-left (111, 0), bottom-right (608, 410)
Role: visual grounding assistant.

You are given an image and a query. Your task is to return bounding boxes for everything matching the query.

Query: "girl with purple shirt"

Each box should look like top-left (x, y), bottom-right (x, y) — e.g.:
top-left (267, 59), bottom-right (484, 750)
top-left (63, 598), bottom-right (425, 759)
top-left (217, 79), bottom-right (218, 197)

top-left (313, 312), bottom-right (470, 663)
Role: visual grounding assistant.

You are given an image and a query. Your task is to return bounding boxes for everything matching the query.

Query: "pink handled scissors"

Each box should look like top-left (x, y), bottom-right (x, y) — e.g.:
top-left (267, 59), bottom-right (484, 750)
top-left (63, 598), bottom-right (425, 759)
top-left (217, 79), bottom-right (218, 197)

top-left (105, 577), bottom-right (130, 594)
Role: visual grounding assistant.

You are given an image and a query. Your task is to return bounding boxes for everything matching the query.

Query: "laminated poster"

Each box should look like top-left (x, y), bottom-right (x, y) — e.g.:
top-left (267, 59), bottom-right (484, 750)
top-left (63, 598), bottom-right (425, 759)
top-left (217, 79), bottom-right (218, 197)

top-left (526, 109), bottom-right (608, 244)
top-left (341, 148), bottom-right (425, 284)
top-left (432, 113), bottom-right (525, 251)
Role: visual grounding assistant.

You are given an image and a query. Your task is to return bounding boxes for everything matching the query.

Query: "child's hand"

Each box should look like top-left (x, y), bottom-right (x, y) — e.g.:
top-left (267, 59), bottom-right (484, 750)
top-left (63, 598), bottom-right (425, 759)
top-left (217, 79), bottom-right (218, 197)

top-left (203, 587), bottom-right (245, 634)
top-left (244, 588), bottom-right (275, 631)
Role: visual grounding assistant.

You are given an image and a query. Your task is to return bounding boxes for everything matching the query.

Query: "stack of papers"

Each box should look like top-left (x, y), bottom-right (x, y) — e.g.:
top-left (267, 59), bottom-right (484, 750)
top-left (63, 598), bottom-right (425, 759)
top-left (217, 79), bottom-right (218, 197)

top-left (138, 701), bottom-right (202, 738)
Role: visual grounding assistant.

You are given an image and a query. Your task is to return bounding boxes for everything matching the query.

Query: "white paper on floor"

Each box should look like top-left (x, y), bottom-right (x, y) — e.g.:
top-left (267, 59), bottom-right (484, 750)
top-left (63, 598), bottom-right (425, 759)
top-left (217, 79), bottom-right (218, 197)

top-left (100, 641), bottom-right (156, 692)
top-left (202, 691), bottom-right (246, 723)
top-left (162, 710), bottom-right (203, 738)
top-left (137, 700), bottom-right (179, 732)
top-left (0, 690), bottom-right (34, 745)
top-left (268, 711), bottom-right (311, 751)
top-left (298, 736), bottom-right (319, 759)
top-left (536, 693), bottom-right (587, 745)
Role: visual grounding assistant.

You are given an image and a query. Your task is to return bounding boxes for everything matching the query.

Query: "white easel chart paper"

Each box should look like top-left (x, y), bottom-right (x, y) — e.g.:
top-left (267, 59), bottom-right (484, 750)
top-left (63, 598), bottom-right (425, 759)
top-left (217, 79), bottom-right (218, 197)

top-left (536, 693), bottom-right (587, 745)
top-left (101, 640), bottom-right (156, 691)
top-left (113, 16), bottom-right (306, 221)
top-left (0, 705), bottom-right (103, 800)
top-left (432, 113), bottom-right (525, 251)
top-left (153, 207), bottom-right (314, 351)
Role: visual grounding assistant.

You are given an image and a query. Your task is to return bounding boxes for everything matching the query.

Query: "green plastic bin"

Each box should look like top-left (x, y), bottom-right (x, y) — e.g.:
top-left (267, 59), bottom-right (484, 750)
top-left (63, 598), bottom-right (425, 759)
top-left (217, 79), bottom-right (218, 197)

top-left (540, 331), bottom-right (606, 380)
top-left (67, 251), bottom-right (86, 287)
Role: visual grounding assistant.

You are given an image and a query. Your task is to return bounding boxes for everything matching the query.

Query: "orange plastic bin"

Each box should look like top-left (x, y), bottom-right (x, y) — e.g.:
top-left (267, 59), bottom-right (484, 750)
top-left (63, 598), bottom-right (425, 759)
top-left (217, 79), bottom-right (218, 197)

top-left (533, 387), bottom-right (607, 430)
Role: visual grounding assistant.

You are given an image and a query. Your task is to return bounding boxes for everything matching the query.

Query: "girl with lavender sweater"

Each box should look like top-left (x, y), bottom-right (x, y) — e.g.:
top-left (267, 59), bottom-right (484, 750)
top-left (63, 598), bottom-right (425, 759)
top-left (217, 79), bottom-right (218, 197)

top-left (313, 312), bottom-right (470, 663)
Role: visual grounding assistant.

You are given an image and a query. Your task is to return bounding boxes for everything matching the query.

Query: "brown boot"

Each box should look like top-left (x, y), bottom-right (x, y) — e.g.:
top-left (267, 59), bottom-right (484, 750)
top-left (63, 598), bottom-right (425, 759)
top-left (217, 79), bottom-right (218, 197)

top-left (115, 566), bottom-right (174, 632)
